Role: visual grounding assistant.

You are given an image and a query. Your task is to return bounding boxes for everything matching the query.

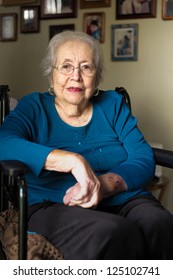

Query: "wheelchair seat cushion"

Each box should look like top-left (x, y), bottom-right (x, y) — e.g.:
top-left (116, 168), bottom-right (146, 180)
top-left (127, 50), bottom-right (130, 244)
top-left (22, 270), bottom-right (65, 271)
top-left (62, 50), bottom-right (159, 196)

top-left (0, 208), bottom-right (63, 260)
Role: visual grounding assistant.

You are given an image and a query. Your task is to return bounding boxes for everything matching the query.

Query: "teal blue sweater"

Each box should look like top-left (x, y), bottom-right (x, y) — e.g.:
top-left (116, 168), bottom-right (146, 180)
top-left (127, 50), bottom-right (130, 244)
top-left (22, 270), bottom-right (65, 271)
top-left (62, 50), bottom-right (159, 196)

top-left (0, 90), bottom-right (155, 206)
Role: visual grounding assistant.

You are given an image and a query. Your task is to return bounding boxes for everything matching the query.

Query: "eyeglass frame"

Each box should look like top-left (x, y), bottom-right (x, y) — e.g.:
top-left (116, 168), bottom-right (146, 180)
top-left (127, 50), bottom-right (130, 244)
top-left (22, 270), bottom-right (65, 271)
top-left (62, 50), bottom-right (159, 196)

top-left (52, 63), bottom-right (98, 76)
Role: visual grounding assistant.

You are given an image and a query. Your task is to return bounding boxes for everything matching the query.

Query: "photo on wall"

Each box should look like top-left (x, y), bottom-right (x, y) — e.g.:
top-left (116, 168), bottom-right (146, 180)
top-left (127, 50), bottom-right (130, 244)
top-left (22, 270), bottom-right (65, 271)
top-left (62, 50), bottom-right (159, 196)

top-left (0, 13), bottom-right (17, 41)
top-left (40, 0), bottom-right (77, 19)
top-left (111, 24), bottom-right (138, 61)
top-left (162, 0), bottom-right (173, 20)
top-left (116, 0), bottom-right (157, 19)
top-left (49, 24), bottom-right (75, 40)
top-left (83, 12), bottom-right (105, 43)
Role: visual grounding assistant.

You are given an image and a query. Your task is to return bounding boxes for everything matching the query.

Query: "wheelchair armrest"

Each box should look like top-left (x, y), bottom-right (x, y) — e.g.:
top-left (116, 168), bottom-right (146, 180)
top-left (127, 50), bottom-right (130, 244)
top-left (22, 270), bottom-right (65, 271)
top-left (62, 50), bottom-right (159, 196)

top-left (152, 148), bottom-right (173, 169)
top-left (0, 160), bottom-right (28, 259)
top-left (0, 160), bottom-right (27, 177)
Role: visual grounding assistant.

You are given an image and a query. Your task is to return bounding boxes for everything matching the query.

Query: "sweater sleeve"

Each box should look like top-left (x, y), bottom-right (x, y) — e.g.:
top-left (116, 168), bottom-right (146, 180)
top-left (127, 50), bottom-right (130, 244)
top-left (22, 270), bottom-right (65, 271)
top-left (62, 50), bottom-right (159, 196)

top-left (109, 92), bottom-right (155, 191)
top-left (0, 93), bottom-right (54, 176)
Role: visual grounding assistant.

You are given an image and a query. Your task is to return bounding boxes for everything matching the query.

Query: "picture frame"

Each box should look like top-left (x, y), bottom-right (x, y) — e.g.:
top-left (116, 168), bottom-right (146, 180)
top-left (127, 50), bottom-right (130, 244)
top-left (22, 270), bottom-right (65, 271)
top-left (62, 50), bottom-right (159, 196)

top-left (0, 0), bottom-right (37, 5)
top-left (162, 0), bottom-right (173, 20)
top-left (111, 24), bottom-right (138, 62)
top-left (116, 0), bottom-right (157, 19)
top-left (40, 0), bottom-right (77, 19)
top-left (20, 6), bottom-right (39, 33)
top-left (80, 0), bottom-right (111, 9)
top-left (83, 12), bottom-right (105, 43)
top-left (0, 13), bottom-right (17, 42)
top-left (49, 24), bottom-right (75, 40)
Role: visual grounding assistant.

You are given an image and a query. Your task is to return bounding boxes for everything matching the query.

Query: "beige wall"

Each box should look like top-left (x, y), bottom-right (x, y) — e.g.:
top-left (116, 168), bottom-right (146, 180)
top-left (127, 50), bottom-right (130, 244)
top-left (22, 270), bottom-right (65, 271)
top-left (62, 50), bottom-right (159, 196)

top-left (1, 1), bottom-right (173, 211)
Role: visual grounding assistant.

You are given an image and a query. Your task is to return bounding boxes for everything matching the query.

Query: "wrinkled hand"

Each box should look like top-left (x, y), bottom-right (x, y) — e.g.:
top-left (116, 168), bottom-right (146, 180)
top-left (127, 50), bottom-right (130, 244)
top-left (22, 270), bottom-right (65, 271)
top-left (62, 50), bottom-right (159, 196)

top-left (63, 156), bottom-right (101, 208)
top-left (63, 172), bottom-right (127, 208)
top-left (45, 150), bottom-right (127, 208)
top-left (63, 182), bottom-right (101, 208)
top-left (45, 150), bottom-right (101, 208)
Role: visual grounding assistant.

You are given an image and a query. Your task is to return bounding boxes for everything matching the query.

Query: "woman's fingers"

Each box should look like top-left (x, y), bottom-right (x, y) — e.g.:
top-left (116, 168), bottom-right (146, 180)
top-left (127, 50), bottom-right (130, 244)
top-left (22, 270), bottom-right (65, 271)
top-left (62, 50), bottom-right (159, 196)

top-left (63, 180), bottom-right (101, 208)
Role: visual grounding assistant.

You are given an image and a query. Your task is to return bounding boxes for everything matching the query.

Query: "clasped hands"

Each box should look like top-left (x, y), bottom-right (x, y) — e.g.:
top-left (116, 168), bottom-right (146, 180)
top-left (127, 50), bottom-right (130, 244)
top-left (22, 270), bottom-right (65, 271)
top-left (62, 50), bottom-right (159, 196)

top-left (63, 156), bottom-right (127, 208)
top-left (45, 149), bottom-right (127, 208)
top-left (63, 172), bottom-right (127, 208)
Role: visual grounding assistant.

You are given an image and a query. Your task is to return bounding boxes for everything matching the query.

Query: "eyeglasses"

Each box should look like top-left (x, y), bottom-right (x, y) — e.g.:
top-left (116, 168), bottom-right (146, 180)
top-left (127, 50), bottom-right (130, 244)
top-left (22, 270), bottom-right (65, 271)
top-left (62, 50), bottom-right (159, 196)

top-left (52, 63), bottom-right (97, 76)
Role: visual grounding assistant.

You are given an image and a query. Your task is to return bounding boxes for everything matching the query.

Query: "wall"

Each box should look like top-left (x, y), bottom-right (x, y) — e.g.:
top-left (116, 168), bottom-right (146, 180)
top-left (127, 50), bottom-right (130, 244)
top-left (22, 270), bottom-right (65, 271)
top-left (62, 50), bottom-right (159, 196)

top-left (0, 1), bottom-right (173, 211)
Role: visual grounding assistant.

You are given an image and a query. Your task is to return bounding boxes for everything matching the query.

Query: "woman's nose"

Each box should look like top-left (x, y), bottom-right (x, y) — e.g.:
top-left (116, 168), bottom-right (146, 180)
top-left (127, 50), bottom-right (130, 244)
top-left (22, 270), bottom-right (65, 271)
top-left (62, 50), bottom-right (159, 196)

top-left (70, 67), bottom-right (82, 81)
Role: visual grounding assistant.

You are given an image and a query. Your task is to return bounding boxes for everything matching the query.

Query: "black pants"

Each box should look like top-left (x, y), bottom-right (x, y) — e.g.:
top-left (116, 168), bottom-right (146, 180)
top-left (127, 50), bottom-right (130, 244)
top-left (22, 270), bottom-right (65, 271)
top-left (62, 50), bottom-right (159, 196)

top-left (28, 195), bottom-right (173, 260)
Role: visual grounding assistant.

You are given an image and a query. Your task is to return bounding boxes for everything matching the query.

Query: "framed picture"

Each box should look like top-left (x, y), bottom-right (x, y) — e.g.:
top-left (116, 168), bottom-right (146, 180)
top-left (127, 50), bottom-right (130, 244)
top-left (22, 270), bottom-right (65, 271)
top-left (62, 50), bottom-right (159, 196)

top-left (111, 24), bottom-right (138, 61)
top-left (0, 0), bottom-right (37, 5)
top-left (116, 0), bottom-right (157, 19)
top-left (83, 12), bottom-right (105, 43)
top-left (0, 13), bottom-right (17, 42)
top-left (49, 24), bottom-right (75, 40)
top-left (20, 6), bottom-right (39, 33)
top-left (80, 0), bottom-right (111, 9)
top-left (162, 0), bottom-right (173, 20)
top-left (40, 0), bottom-right (77, 19)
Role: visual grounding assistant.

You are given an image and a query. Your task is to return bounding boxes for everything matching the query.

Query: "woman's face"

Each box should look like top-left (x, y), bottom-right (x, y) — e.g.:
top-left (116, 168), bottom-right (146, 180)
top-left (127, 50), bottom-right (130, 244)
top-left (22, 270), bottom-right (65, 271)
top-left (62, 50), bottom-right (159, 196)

top-left (52, 40), bottom-right (97, 106)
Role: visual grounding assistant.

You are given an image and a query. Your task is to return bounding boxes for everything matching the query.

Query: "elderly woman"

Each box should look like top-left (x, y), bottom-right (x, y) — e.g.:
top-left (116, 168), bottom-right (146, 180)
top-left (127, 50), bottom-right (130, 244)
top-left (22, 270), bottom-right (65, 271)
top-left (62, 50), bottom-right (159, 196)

top-left (0, 31), bottom-right (173, 260)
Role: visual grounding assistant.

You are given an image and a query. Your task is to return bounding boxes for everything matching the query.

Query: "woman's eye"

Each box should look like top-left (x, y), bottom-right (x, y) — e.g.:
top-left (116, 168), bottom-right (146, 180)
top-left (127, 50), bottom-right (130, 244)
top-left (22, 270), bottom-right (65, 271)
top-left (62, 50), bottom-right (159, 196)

top-left (62, 64), bottom-right (72, 69)
top-left (82, 65), bottom-right (91, 69)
